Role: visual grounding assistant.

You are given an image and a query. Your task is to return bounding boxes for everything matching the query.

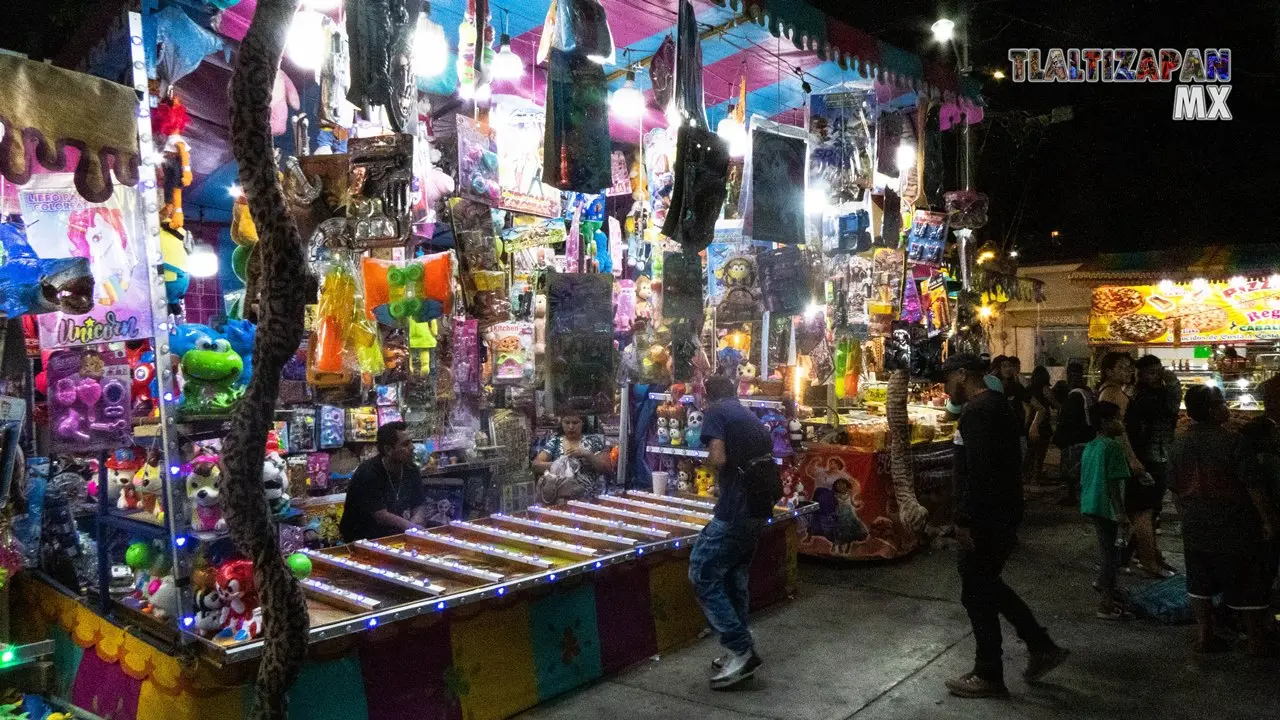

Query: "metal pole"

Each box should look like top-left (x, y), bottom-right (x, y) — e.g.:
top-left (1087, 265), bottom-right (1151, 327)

top-left (958, 18), bottom-right (974, 290)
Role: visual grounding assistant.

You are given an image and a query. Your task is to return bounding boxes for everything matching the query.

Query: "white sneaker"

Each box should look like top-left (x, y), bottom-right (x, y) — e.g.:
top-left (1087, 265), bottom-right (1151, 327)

top-left (710, 650), bottom-right (761, 690)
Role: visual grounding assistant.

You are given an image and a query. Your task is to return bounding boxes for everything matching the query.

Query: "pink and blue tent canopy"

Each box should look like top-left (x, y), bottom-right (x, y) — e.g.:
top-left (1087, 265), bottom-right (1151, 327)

top-left (179, 0), bottom-right (981, 216)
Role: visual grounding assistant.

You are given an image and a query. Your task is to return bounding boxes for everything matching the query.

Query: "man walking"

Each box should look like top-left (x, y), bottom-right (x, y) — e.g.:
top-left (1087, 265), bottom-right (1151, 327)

top-left (689, 374), bottom-right (775, 690)
top-left (943, 354), bottom-right (1068, 698)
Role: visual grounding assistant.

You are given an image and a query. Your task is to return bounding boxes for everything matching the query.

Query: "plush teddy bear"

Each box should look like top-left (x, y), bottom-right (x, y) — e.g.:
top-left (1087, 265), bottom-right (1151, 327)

top-left (685, 409), bottom-right (704, 448)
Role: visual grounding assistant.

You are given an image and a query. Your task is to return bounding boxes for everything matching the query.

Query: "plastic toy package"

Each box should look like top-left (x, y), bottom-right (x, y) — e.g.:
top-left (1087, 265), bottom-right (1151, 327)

top-left (46, 346), bottom-right (134, 453)
top-left (287, 407), bottom-right (317, 453)
top-left (318, 405), bottom-right (345, 448)
top-left (453, 318), bottom-right (481, 394)
top-left (347, 406), bottom-right (379, 442)
top-left (487, 321), bottom-right (535, 385)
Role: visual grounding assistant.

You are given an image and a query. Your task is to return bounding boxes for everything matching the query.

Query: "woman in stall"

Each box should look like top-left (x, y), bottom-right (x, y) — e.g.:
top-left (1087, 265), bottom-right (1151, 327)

top-left (532, 414), bottom-right (612, 503)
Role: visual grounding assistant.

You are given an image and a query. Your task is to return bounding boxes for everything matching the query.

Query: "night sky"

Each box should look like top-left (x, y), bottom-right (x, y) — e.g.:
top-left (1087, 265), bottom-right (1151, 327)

top-left (814, 0), bottom-right (1280, 264)
top-left (4, 0), bottom-right (1277, 265)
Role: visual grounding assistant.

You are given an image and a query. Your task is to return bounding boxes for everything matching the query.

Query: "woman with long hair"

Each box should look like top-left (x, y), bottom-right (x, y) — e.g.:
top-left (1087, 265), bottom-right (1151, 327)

top-left (1022, 366), bottom-right (1057, 484)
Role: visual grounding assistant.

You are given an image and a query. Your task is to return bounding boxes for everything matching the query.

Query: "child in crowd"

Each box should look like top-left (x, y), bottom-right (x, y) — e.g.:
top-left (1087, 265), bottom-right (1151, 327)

top-left (1080, 401), bottom-right (1131, 620)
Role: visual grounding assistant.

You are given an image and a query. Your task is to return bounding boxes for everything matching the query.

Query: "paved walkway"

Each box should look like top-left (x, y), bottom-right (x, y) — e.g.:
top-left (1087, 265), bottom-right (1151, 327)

top-left (519, 490), bottom-right (1280, 720)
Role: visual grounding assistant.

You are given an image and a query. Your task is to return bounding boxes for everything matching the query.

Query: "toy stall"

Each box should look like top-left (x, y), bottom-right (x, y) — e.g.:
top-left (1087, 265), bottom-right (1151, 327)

top-left (0, 0), bottom-right (983, 718)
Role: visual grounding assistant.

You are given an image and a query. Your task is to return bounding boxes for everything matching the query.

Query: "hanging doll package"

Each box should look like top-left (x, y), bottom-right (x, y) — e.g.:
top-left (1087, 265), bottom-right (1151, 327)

top-left (46, 346), bottom-right (134, 453)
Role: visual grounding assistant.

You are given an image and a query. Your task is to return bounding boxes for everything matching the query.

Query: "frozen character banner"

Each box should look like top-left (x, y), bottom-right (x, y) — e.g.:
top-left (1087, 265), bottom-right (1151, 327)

top-left (492, 101), bottom-right (562, 218)
top-left (743, 118), bottom-right (808, 246)
top-left (18, 174), bottom-right (153, 349)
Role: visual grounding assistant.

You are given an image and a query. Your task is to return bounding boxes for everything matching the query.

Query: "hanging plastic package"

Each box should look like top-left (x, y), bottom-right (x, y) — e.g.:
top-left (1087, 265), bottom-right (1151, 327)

top-left (672, 0), bottom-right (708, 128)
top-left (758, 246), bottom-right (809, 316)
top-left (741, 118), bottom-right (809, 246)
top-left (649, 35), bottom-right (676, 111)
top-left (537, 0), bottom-right (615, 66)
top-left (540, 0), bottom-right (614, 192)
top-left (661, 125), bottom-right (729, 253)
top-left (661, 251), bottom-right (704, 382)
top-left (543, 48), bottom-right (611, 192)
top-left (346, 0), bottom-right (421, 132)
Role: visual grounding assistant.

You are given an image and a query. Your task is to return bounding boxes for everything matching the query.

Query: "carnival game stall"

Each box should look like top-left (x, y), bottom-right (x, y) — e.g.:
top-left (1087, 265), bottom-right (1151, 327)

top-left (1, 0), bottom-right (981, 718)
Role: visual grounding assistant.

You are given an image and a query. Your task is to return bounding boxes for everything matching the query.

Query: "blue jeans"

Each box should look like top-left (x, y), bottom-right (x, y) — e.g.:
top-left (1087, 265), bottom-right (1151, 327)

top-left (688, 517), bottom-right (765, 655)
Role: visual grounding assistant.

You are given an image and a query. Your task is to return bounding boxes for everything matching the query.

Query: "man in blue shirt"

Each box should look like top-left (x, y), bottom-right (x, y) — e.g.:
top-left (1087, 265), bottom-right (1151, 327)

top-left (688, 374), bottom-right (773, 690)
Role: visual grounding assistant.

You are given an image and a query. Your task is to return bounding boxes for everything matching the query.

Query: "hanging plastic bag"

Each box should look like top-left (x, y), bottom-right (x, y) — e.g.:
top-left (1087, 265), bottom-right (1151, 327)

top-left (543, 48), bottom-right (611, 192)
top-left (537, 0), bottom-right (615, 65)
top-left (741, 117), bottom-right (810, 246)
top-left (538, 454), bottom-right (584, 504)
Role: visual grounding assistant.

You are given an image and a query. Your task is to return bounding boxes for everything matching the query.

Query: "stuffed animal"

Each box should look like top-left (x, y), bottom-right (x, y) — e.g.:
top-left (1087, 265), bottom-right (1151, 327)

top-left (108, 447), bottom-right (145, 509)
top-left (133, 452), bottom-right (164, 515)
top-left (215, 558), bottom-right (263, 641)
top-left (789, 419), bottom-right (804, 449)
top-left (144, 574), bottom-right (179, 620)
top-left (262, 451), bottom-right (291, 517)
top-left (187, 455), bottom-right (226, 532)
top-left (635, 274), bottom-right (654, 321)
top-left (685, 409), bottom-right (704, 448)
top-left (676, 460), bottom-right (694, 493)
top-left (193, 586), bottom-right (226, 637)
top-left (694, 465), bottom-right (715, 496)
top-left (656, 416), bottom-right (669, 445)
top-left (152, 94), bottom-right (192, 229)
top-left (737, 362), bottom-right (758, 397)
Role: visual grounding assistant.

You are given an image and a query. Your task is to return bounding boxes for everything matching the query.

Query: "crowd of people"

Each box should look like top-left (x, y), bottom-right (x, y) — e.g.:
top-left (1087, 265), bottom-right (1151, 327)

top-left (975, 352), bottom-right (1280, 658)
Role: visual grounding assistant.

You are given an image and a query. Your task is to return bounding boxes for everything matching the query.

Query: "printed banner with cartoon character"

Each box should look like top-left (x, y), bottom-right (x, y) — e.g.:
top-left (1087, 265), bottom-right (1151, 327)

top-left (1090, 280), bottom-right (1280, 344)
top-left (18, 174), bottom-right (153, 349)
top-left (792, 444), bottom-right (919, 561)
top-left (492, 102), bottom-right (562, 218)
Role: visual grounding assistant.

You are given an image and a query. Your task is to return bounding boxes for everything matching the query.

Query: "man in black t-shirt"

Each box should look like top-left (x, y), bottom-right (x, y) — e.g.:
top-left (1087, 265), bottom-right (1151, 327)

top-left (340, 421), bottom-right (427, 543)
top-left (943, 354), bottom-right (1067, 699)
top-left (688, 374), bottom-right (772, 691)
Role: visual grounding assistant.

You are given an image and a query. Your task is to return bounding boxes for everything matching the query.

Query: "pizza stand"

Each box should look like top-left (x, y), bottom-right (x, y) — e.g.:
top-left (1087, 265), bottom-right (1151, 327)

top-left (1074, 243), bottom-right (1280, 406)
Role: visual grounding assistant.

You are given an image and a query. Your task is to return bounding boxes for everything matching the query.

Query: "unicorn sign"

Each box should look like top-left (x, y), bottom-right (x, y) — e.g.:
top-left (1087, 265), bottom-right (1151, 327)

top-left (1007, 48), bottom-right (1231, 121)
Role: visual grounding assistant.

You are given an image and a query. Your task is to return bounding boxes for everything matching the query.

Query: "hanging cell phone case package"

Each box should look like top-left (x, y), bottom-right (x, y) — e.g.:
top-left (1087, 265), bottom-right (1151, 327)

top-left (287, 407), bottom-right (317, 454)
top-left (46, 346), bottom-right (133, 453)
top-left (318, 405), bottom-right (345, 449)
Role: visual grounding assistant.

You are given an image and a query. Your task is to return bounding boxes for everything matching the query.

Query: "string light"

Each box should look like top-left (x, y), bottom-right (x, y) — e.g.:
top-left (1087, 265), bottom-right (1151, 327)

top-left (491, 10), bottom-right (524, 80)
top-left (895, 143), bottom-right (916, 173)
top-left (931, 18), bottom-right (956, 43)
top-left (413, 15), bottom-right (450, 80)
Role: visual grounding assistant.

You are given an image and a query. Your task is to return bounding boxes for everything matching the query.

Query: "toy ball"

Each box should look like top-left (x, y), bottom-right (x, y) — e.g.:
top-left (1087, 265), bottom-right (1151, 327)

top-left (286, 553), bottom-right (313, 580)
top-left (126, 541), bottom-right (155, 571)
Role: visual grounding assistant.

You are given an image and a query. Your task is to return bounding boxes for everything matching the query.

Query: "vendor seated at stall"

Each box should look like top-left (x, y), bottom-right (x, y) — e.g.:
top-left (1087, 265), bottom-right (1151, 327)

top-left (340, 421), bottom-right (428, 542)
top-left (532, 414), bottom-right (611, 503)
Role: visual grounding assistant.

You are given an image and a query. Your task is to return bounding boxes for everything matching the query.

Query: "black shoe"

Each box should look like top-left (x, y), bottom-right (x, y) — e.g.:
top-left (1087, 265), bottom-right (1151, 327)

top-left (1024, 646), bottom-right (1069, 683)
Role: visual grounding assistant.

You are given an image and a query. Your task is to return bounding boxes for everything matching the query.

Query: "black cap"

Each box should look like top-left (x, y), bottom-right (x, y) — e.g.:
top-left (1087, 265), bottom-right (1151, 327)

top-left (938, 353), bottom-right (986, 381)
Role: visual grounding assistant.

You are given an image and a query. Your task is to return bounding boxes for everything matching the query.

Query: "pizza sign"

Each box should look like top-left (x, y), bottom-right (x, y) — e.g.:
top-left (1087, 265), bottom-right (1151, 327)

top-left (1090, 282), bottom-right (1280, 344)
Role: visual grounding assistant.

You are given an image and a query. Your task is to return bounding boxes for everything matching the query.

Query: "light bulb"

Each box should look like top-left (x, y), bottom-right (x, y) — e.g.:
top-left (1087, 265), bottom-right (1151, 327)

top-left (492, 35), bottom-right (524, 80)
top-left (228, 185), bottom-right (244, 199)
top-left (474, 82), bottom-right (492, 104)
top-left (413, 16), bottom-right (450, 79)
top-left (187, 248), bottom-right (219, 279)
top-left (932, 18), bottom-right (956, 43)
top-left (610, 72), bottom-right (645, 122)
top-left (286, 10), bottom-right (327, 70)
top-left (665, 101), bottom-right (682, 129)
top-left (459, 81), bottom-right (476, 100)
top-left (895, 143), bottom-right (916, 173)
top-left (716, 116), bottom-right (747, 157)
top-left (805, 181), bottom-right (830, 215)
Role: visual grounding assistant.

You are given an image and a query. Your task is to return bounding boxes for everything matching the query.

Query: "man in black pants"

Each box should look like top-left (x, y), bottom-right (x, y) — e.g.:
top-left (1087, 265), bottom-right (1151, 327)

top-left (943, 354), bottom-right (1069, 698)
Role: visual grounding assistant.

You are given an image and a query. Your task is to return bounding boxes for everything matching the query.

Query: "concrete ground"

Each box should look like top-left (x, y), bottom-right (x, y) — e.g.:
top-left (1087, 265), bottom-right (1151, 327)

top-left (519, 487), bottom-right (1280, 720)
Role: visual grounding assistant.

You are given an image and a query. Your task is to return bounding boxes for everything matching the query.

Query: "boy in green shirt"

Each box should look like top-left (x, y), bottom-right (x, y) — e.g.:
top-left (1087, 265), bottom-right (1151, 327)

top-left (1080, 402), bottom-right (1131, 619)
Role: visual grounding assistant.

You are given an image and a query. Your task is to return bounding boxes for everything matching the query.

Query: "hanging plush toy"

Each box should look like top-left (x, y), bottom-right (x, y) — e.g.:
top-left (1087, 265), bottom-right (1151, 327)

top-left (152, 95), bottom-right (193, 230)
top-left (159, 224), bottom-right (191, 313)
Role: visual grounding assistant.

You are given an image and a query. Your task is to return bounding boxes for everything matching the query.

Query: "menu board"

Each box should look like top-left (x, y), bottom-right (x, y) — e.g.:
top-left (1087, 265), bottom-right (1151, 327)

top-left (1089, 280), bottom-right (1280, 344)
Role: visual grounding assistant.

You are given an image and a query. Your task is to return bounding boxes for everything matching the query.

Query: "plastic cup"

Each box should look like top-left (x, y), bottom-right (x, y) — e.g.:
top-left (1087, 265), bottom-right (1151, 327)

top-left (651, 471), bottom-right (669, 495)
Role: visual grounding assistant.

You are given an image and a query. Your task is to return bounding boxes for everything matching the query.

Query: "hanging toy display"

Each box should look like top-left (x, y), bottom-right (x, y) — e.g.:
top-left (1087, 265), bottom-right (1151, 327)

top-left (46, 347), bottom-right (134, 453)
top-left (487, 321), bottom-right (535, 385)
top-left (158, 224), bottom-right (190, 313)
top-left (151, 94), bottom-right (193, 229)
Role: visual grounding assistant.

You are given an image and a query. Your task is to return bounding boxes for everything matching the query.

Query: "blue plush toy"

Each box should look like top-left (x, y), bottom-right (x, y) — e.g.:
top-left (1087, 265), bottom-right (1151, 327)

top-left (0, 219), bottom-right (95, 317)
top-left (220, 318), bottom-right (257, 386)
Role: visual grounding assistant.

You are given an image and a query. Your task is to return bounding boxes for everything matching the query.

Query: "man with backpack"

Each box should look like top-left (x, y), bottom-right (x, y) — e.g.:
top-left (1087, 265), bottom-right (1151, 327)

top-left (689, 373), bottom-right (778, 690)
top-left (1054, 362), bottom-right (1096, 504)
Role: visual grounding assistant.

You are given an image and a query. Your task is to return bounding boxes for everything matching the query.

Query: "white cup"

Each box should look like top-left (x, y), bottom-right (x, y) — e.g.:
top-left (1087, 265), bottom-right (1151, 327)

top-left (651, 471), bottom-right (669, 495)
